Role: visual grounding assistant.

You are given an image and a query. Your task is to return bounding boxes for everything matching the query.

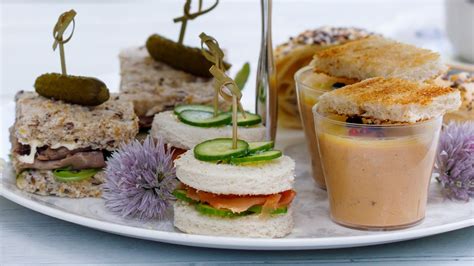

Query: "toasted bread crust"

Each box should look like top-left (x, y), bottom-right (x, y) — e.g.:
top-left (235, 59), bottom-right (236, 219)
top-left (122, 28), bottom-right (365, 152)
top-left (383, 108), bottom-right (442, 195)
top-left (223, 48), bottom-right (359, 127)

top-left (334, 78), bottom-right (456, 106)
top-left (311, 36), bottom-right (445, 81)
top-left (317, 77), bottom-right (462, 123)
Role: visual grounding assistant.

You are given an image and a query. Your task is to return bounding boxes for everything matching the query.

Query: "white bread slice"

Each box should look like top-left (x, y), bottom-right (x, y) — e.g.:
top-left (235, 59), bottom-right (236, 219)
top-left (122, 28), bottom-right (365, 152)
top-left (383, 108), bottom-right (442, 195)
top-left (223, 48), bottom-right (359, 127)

top-left (311, 35), bottom-right (446, 82)
top-left (173, 201), bottom-right (293, 238)
top-left (175, 150), bottom-right (295, 195)
top-left (150, 111), bottom-right (266, 150)
top-left (316, 77), bottom-right (462, 123)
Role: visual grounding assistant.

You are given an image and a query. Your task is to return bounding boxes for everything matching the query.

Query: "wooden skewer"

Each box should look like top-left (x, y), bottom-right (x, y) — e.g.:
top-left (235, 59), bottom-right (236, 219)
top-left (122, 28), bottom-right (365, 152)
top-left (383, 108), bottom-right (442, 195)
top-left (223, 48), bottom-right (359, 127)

top-left (52, 10), bottom-right (76, 75)
top-left (232, 95), bottom-right (238, 149)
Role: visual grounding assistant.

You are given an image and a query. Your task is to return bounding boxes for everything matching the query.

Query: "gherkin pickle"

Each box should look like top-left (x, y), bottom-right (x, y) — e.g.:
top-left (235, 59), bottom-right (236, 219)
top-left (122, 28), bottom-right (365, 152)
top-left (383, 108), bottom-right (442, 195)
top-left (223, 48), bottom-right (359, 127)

top-left (35, 73), bottom-right (110, 106)
top-left (146, 34), bottom-right (231, 78)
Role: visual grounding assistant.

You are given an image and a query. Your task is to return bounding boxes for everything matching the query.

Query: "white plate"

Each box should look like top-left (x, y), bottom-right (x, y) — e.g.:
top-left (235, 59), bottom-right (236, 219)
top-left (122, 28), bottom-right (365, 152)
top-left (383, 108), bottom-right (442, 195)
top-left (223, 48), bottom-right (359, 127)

top-left (1, 131), bottom-right (473, 250)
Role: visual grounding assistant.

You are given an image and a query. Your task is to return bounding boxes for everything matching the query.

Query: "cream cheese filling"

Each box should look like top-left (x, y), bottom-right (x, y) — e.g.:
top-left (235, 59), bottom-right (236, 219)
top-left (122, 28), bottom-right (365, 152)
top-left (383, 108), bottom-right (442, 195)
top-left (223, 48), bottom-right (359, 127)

top-left (17, 139), bottom-right (40, 164)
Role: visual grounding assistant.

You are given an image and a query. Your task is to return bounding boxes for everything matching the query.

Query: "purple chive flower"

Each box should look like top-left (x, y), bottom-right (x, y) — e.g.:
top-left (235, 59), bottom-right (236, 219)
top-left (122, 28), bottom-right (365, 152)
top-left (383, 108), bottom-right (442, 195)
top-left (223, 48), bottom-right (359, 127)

top-left (103, 136), bottom-right (177, 220)
top-left (434, 121), bottom-right (474, 201)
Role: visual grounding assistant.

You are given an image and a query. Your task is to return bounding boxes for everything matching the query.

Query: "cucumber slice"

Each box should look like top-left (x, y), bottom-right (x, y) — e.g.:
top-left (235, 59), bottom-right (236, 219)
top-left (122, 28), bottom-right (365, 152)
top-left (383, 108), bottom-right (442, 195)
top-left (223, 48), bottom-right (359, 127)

top-left (53, 168), bottom-right (100, 182)
top-left (195, 203), bottom-right (255, 217)
top-left (172, 189), bottom-right (197, 204)
top-left (247, 205), bottom-right (288, 215)
top-left (194, 138), bottom-right (249, 161)
top-left (270, 207), bottom-right (288, 215)
top-left (178, 110), bottom-right (231, 127)
top-left (174, 104), bottom-right (214, 115)
top-left (195, 203), bottom-right (287, 217)
top-left (230, 150), bottom-right (282, 165)
top-left (248, 141), bottom-right (275, 154)
top-left (230, 112), bottom-right (262, 126)
top-left (195, 203), bottom-right (238, 217)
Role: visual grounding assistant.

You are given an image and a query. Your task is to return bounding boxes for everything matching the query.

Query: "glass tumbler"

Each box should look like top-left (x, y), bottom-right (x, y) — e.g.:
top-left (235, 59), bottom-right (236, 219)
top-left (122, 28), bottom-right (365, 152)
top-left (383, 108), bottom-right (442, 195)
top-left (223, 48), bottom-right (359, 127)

top-left (295, 66), bottom-right (342, 189)
top-left (314, 106), bottom-right (443, 230)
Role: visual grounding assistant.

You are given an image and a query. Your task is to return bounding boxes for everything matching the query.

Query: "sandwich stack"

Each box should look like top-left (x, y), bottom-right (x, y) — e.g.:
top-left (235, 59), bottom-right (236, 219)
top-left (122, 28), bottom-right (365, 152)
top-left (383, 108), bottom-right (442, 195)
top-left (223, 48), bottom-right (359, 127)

top-left (119, 47), bottom-right (218, 128)
top-left (11, 92), bottom-right (138, 197)
top-left (172, 139), bottom-right (296, 238)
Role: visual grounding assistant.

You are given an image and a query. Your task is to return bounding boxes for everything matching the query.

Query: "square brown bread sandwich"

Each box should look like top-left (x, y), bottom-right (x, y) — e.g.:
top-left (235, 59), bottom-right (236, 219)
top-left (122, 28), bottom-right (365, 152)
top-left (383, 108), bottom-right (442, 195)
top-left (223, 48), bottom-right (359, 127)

top-left (118, 47), bottom-right (217, 128)
top-left (10, 92), bottom-right (139, 198)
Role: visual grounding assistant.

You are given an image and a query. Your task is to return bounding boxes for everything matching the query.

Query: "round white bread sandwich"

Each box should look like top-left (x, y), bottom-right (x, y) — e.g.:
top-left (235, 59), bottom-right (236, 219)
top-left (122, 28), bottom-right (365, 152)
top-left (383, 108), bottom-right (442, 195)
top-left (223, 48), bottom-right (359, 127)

top-left (172, 144), bottom-right (296, 238)
top-left (150, 110), bottom-right (266, 153)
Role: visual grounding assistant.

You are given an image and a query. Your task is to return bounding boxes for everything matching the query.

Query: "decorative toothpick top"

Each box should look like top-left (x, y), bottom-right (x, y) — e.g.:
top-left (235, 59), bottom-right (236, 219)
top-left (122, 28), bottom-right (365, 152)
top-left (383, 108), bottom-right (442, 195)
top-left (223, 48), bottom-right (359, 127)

top-left (200, 32), bottom-right (247, 149)
top-left (200, 32), bottom-right (224, 71)
top-left (209, 66), bottom-right (242, 105)
top-left (200, 32), bottom-right (225, 116)
top-left (52, 9), bottom-right (76, 75)
top-left (174, 0), bottom-right (219, 45)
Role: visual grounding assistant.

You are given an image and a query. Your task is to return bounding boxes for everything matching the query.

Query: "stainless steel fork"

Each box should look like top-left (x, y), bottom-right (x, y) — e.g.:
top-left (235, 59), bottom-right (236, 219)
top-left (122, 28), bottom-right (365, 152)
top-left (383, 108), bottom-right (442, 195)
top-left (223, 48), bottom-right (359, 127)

top-left (256, 0), bottom-right (277, 141)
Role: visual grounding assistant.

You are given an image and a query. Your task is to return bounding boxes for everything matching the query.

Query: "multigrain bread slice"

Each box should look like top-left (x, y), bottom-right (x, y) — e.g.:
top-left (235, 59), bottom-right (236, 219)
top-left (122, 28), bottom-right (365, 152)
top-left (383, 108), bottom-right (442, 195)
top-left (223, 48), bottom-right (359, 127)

top-left (174, 201), bottom-right (294, 238)
top-left (119, 46), bottom-right (217, 120)
top-left (175, 150), bottom-right (295, 195)
top-left (316, 77), bottom-right (462, 123)
top-left (16, 170), bottom-right (105, 198)
top-left (13, 91), bottom-right (139, 152)
top-left (311, 35), bottom-right (446, 82)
